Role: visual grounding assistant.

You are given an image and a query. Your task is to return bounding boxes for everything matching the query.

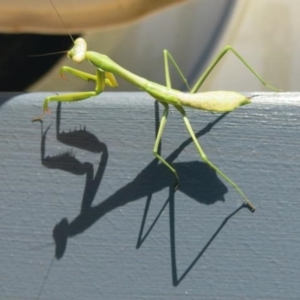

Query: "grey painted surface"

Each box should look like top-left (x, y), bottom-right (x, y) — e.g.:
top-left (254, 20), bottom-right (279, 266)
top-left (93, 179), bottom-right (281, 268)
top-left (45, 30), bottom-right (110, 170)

top-left (0, 92), bottom-right (300, 299)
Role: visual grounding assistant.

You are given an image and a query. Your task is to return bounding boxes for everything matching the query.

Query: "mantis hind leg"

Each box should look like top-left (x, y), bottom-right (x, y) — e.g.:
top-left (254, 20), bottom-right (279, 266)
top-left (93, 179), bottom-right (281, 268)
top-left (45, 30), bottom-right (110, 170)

top-left (153, 103), bottom-right (179, 189)
top-left (191, 45), bottom-right (281, 93)
top-left (175, 105), bottom-right (255, 212)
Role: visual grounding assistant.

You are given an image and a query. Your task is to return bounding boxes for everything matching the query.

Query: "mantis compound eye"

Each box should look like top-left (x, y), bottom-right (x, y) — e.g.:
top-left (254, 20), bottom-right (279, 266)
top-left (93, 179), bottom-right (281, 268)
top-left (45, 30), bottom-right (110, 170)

top-left (67, 38), bottom-right (87, 63)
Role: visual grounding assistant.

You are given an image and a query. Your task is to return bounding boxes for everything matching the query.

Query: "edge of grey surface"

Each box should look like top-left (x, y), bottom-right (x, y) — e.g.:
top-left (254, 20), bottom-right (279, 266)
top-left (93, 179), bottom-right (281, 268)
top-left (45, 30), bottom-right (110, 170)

top-left (0, 92), bottom-right (300, 300)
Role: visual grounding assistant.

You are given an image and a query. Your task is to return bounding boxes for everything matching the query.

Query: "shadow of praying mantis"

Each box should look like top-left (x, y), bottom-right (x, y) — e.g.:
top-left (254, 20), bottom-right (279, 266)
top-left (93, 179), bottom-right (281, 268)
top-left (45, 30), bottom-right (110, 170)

top-left (39, 101), bottom-right (248, 285)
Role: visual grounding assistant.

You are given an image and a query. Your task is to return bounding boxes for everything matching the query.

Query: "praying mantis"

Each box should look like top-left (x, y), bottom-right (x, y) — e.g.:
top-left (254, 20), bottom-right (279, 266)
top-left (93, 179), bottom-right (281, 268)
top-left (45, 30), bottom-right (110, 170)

top-left (33, 1), bottom-right (281, 213)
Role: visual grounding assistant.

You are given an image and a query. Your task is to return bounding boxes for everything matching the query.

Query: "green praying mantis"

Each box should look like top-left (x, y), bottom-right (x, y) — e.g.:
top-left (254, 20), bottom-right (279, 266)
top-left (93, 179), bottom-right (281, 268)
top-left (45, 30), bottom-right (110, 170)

top-left (33, 1), bottom-right (281, 213)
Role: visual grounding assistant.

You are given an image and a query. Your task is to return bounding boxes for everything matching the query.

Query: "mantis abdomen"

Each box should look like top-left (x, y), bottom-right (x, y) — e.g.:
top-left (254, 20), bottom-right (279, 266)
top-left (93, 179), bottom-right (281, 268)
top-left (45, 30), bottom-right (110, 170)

top-left (178, 91), bottom-right (251, 113)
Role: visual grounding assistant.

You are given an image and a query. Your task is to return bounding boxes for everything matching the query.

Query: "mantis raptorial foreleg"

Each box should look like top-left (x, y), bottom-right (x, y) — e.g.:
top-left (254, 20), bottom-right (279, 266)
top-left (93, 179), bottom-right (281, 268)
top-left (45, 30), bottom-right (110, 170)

top-left (59, 66), bottom-right (118, 87)
top-left (32, 68), bottom-right (118, 121)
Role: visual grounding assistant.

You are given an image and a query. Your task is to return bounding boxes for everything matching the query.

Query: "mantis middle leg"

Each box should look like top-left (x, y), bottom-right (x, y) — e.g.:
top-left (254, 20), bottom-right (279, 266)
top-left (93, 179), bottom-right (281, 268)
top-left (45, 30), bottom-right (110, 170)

top-left (152, 102), bottom-right (180, 189)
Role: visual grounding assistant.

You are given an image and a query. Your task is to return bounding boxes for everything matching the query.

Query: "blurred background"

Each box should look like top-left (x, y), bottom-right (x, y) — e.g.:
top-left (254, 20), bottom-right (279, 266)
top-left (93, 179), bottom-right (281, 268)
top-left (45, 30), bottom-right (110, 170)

top-left (0, 0), bottom-right (299, 92)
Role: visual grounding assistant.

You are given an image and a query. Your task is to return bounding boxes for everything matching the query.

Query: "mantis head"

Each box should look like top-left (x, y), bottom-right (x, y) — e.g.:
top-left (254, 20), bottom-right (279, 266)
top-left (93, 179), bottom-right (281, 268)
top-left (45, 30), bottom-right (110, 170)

top-left (67, 38), bottom-right (87, 63)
